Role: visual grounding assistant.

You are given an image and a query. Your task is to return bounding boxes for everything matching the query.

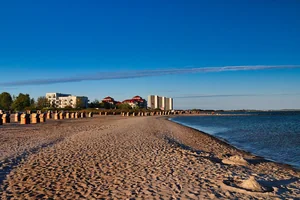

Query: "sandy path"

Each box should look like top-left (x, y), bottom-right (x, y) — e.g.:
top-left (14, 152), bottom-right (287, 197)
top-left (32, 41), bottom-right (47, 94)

top-left (0, 116), bottom-right (299, 199)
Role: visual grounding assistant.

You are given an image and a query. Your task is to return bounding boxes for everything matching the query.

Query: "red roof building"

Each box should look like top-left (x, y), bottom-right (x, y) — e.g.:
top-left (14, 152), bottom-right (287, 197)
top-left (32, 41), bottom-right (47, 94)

top-left (122, 96), bottom-right (147, 108)
top-left (102, 96), bottom-right (116, 104)
top-left (101, 95), bottom-right (147, 108)
top-left (132, 96), bottom-right (142, 100)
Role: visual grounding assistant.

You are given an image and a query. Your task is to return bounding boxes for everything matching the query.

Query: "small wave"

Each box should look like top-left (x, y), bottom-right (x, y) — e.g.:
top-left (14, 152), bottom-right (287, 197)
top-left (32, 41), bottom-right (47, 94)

top-left (169, 118), bottom-right (229, 135)
top-left (192, 125), bottom-right (229, 135)
top-left (169, 115), bottom-right (300, 169)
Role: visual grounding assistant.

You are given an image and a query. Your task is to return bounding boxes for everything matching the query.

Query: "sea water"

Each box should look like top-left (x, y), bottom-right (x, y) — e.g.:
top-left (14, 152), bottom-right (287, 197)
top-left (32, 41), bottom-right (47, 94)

top-left (170, 112), bottom-right (300, 169)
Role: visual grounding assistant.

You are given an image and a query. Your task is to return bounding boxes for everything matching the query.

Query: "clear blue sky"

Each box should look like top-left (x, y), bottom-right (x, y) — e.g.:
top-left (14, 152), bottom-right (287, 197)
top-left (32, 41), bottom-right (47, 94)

top-left (0, 0), bottom-right (300, 110)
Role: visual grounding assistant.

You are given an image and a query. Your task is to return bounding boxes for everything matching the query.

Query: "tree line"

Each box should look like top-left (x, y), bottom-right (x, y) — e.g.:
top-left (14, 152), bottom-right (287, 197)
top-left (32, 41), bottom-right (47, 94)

top-left (88, 99), bottom-right (138, 110)
top-left (0, 92), bottom-right (50, 111)
top-left (0, 92), bottom-right (88, 111)
top-left (0, 92), bottom-right (141, 112)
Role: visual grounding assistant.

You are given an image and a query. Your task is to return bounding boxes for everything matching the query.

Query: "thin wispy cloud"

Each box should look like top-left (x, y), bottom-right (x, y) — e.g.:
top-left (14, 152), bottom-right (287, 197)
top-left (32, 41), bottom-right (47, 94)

top-left (0, 65), bottom-right (299, 87)
top-left (0, 87), bottom-right (19, 90)
top-left (173, 93), bottom-right (300, 98)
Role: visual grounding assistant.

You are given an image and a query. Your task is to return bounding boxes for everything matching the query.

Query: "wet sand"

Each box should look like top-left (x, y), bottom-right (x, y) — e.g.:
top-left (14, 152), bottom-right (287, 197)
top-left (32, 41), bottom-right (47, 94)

top-left (0, 116), bottom-right (299, 199)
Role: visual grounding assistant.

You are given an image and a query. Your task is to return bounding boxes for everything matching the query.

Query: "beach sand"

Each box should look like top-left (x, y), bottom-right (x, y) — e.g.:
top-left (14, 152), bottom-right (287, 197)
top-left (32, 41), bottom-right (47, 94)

top-left (0, 116), bottom-right (299, 199)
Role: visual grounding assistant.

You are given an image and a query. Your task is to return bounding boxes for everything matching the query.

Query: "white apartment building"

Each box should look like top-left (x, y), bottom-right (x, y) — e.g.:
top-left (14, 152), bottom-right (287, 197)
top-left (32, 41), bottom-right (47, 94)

top-left (46, 93), bottom-right (89, 108)
top-left (147, 95), bottom-right (173, 110)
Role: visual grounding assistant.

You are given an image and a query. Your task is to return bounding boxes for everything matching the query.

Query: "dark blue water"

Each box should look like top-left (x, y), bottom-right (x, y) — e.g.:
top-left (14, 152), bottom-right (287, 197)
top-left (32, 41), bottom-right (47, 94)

top-left (170, 112), bottom-right (300, 168)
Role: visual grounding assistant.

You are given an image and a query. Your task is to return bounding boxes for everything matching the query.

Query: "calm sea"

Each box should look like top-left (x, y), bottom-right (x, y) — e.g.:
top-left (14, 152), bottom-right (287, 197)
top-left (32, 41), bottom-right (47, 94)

top-left (170, 112), bottom-right (300, 169)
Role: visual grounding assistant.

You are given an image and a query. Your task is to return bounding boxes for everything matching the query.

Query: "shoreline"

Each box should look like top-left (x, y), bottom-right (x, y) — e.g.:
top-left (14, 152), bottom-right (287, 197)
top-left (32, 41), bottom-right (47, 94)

top-left (167, 115), bottom-right (299, 171)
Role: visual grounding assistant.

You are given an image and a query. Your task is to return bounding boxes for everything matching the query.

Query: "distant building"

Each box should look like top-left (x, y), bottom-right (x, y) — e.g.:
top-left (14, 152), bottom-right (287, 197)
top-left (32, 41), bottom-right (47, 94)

top-left (100, 96), bottom-right (147, 108)
top-left (148, 95), bottom-right (173, 110)
top-left (122, 96), bottom-right (147, 108)
top-left (165, 97), bottom-right (173, 111)
top-left (46, 93), bottom-right (88, 108)
top-left (102, 96), bottom-right (116, 105)
top-left (115, 101), bottom-right (122, 106)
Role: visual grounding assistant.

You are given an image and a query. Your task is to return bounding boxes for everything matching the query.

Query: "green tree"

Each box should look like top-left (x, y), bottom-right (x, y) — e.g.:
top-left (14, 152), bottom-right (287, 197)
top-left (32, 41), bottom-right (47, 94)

top-left (30, 98), bottom-right (35, 106)
top-left (133, 104), bottom-right (140, 110)
top-left (117, 103), bottom-right (132, 110)
top-left (36, 96), bottom-right (50, 109)
top-left (99, 101), bottom-right (113, 109)
top-left (88, 99), bottom-right (100, 108)
top-left (0, 92), bottom-right (13, 110)
top-left (76, 98), bottom-right (87, 109)
top-left (11, 93), bottom-right (31, 111)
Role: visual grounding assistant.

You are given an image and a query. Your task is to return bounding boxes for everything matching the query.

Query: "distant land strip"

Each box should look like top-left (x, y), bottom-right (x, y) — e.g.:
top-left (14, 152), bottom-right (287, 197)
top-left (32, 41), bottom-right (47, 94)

top-left (173, 93), bottom-right (300, 98)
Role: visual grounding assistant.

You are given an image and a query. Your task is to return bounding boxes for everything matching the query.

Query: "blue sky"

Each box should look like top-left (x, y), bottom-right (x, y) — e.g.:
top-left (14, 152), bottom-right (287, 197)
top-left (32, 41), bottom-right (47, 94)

top-left (0, 0), bottom-right (300, 109)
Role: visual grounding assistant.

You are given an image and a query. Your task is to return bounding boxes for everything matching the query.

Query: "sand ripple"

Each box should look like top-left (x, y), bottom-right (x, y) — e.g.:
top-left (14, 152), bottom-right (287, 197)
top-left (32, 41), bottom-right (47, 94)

top-left (1, 116), bottom-right (299, 199)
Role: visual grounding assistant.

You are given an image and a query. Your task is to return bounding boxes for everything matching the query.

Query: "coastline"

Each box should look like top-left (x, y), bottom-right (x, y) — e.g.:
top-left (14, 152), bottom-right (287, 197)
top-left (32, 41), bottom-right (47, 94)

top-left (167, 116), bottom-right (299, 171)
top-left (1, 116), bottom-right (299, 199)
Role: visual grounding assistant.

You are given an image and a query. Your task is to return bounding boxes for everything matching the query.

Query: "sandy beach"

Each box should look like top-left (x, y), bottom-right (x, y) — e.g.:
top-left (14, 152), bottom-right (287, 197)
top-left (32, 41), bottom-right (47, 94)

top-left (0, 115), bottom-right (299, 199)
